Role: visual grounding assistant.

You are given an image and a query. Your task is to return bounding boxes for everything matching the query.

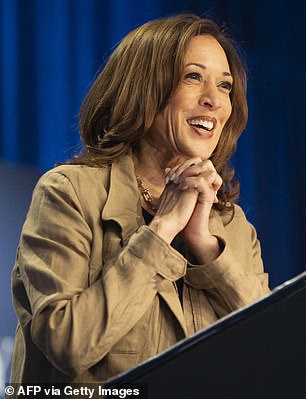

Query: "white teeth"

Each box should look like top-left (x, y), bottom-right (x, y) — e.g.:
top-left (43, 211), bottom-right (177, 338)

top-left (188, 119), bottom-right (214, 131)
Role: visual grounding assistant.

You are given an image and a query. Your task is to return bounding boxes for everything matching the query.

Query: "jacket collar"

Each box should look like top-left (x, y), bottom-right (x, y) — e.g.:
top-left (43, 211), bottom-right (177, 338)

top-left (101, 152), bottom-right (143, 243)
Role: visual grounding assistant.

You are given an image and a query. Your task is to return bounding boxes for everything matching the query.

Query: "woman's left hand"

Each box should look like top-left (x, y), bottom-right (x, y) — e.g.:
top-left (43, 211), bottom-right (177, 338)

top-left (165, 157), bottom-right (223, 263)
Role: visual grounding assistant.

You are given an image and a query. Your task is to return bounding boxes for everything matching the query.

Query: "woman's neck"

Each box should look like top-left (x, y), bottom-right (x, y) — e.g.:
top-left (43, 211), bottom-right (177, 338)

top-left (133, 140), bottom-right (173, 198)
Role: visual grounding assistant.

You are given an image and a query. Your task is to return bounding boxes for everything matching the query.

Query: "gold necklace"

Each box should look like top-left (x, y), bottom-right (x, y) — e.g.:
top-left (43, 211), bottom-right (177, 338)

top-left (136, 176), bottom-right (158, 212)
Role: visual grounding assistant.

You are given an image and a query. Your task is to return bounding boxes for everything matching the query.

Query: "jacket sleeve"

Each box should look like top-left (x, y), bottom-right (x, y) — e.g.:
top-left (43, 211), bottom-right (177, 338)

top-left (184, 206), bottom-right (269, 318)
top-left (17, 171), bottom-right (186, 376)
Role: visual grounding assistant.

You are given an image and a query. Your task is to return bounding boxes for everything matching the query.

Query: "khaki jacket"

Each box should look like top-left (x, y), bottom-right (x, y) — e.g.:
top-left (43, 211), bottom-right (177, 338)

top-left (10, 153), bottom-right (269, 384)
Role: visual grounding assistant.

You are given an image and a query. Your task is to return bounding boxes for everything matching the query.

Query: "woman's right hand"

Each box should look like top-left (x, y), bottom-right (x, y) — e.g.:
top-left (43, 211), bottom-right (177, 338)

top-left (149, 170), bottom-right (198, 244)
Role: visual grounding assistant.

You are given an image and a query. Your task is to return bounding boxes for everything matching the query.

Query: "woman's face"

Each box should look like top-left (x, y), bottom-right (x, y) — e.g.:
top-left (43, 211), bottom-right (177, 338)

top-left (148, 34), bottom-right (233, 161)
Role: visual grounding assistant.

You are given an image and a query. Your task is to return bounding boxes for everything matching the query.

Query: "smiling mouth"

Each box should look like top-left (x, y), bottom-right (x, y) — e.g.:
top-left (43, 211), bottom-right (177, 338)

top-left (187, 117), bottom-right (216, 134)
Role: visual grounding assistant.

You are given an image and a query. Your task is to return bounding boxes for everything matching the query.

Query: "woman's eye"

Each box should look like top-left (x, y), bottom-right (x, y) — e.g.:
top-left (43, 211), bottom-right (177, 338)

top-left (185, 72), bottom-right (202, 81)
top-left (219, 81), bottom-right (233, 92)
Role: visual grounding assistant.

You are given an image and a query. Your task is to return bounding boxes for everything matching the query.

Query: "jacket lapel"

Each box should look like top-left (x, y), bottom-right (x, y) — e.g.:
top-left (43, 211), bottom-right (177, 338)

top-left (157, 278), bottom-right (188, 336)
top-left (101, 153), bottom-right (142, 244)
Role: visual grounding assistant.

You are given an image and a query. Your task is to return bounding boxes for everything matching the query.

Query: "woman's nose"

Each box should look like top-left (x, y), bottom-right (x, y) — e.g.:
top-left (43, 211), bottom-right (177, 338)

top-left (199, 83), bottom-right (221, 110)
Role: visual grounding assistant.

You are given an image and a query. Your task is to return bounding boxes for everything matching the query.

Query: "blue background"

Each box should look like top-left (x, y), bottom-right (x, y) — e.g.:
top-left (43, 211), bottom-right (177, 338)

top-left (1, 0), bottom-right (305, 393)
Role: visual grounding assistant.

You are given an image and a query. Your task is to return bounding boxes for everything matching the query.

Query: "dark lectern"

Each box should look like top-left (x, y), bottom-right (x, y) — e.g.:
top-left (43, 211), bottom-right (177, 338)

top-left (106, 272), bottom-right (306, 399)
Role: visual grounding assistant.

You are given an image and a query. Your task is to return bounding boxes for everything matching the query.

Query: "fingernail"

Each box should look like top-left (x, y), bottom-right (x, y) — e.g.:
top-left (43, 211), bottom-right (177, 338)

top-left (164, 176), bottom-right (169, 184)
top-left (170, 173), bottom-right (176, 181)
top-left (179, 184), bottom-right (189, 190)
top-left (173, 176), bottom-right (180, 184)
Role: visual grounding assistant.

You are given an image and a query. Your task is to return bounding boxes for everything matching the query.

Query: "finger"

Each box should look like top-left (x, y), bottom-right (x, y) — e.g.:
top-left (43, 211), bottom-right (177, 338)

top-left (173, 164), bottom-right (219, 188)
top-left (164, 168), bottom-right (171, 184)
top-left (179, 169), bottom-right (222, 204)
top-left (207, 171), bottom-right (223, 191)
top-left (165, 163), bottom-right (183, 184)
top-left (175, 159), bottom-right (216, 182)
top-left (178, 171), bottom-right (222, 195)
top-left (177, 175), bottom-right (210, 191)
top-left (203, 170), bottom-right (223, 192)
top-left (169, 157), bottom-right (202, 182)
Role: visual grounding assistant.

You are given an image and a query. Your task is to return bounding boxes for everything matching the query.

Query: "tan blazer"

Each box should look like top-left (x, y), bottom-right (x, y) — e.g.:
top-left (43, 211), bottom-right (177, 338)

top-left (10, 152), bottom-right (269, 385)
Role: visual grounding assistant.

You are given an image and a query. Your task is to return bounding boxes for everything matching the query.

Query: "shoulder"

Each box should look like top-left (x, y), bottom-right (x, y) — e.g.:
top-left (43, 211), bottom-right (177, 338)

top-left (222, 203), bottom-right (258, 242)
top-left (217, 203), bottom-right (250, 222)
top-left (37, 164), bottom-right (110, 193)
top-left (232, 203), bottom-right (249, 220)
top-left (212, 203), bottom-right (256, 236)
top-left (33, 164), bottom-right (111, 215)
top-left (40, 164), bottom-right (110, 187)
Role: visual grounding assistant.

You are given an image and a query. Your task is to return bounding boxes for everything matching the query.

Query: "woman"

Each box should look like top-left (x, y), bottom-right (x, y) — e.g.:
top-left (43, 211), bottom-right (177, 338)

top-left (10, 14), bottom-right (269, 385)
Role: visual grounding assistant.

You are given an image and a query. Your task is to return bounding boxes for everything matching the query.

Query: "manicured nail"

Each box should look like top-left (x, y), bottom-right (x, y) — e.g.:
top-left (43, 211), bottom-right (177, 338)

top-left (179, 184), bottom-right (189, 190)
top-left (170, 173), bottom-right (176, 181)
top-left (164, 175), bottom-right (169, 184)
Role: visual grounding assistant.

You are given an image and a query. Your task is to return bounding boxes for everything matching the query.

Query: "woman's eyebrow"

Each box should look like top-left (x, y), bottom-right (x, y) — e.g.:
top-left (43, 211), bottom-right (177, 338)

top-left (185, 62), bottom-right (232, 77)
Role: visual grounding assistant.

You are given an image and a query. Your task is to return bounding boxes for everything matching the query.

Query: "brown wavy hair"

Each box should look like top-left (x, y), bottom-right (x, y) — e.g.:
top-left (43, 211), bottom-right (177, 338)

top-left (69, 14), bottom-right (248, 211)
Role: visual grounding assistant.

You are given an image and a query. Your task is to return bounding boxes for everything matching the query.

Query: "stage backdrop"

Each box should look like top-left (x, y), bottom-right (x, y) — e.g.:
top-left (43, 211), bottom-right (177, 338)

top-left (1, 0), bottom-right (306, 394)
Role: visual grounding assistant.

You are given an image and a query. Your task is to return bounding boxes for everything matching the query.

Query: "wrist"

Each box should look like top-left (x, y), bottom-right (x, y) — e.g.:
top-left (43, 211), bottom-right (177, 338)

top-left (186, 234), bottom-right (223, 264)
top-left (149, 216), bottom-right (177, 244)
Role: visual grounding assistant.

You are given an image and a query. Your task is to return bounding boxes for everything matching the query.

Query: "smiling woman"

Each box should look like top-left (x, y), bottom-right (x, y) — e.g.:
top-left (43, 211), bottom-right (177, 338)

top-left (10, 14), bottom-right (269, 389)
top-left (147, 35), bottom-right (233, 167)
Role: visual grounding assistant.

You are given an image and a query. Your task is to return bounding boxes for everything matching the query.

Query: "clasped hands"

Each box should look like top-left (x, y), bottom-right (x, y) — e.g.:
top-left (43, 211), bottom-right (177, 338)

top-left (164, 157), bottom-right (222, 204)
top-left (149, 157), bottom-right (223, 264)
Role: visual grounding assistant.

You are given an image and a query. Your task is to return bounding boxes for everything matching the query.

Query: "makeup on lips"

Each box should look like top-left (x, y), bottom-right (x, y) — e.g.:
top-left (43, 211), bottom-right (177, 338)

top-left (187, 116), bottom-right (217, 137)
